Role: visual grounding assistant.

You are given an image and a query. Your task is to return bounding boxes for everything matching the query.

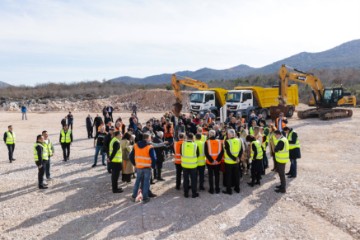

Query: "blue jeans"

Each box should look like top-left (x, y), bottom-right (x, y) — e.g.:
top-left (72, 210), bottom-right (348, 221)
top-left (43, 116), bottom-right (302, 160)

top-left (289, 158), bottom-right (297, 177)
top-left (94, 145), bottom-right (106, 165)
top-left (132, 168), bottom-right (151, 199)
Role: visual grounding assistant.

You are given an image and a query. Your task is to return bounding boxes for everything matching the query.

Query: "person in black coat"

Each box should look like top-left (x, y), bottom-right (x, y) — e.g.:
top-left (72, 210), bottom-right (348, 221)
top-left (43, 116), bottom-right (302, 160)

top-left (284, 127), bottom-right (301, 178)
top-left (93, 114), bottom-right (103, 135)
top-left (86, 114), bottom-right (93, 138)
top-left (152, 131), bottom-right (166, 181)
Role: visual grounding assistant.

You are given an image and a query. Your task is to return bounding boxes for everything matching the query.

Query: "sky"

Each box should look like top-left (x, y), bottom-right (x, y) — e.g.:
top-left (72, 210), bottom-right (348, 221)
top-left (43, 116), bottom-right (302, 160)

top-left (0, 0), bottom-right (359, 86)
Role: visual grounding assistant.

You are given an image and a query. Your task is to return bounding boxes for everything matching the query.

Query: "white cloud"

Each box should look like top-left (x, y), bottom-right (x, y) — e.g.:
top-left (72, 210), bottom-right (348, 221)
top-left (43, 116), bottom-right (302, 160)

top-left (0, 0), bottom-right (359, 85)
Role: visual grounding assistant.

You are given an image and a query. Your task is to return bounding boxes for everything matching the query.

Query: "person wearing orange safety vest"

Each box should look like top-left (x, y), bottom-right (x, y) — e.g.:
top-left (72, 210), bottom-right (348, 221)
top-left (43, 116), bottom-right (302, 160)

top-left (109, 131), bottom-right (123, 193)
top-left (130, 133), bottom-right (157, 204)
top-left (223, 129), bottom-right (243, 195)
top-left (173, 133), bottom-right (185, 190)
top-left (180, 133), bottom-right (200, 198)
top-left (204, 130), bottom-right (224, 194)
top-left (275, 112), bottom-right (288, 134)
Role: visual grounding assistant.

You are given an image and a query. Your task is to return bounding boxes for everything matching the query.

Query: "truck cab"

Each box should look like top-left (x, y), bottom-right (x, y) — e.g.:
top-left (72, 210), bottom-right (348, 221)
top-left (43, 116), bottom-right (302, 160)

top-left (225, 90), bottom-right (255, 117)
top-left (189, 90), bottom-right (217, 116)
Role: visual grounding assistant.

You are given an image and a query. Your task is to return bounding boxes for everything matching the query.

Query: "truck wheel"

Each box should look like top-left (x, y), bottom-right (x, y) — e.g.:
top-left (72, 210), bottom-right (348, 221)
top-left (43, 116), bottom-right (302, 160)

top-left (286, 107), bottom-right (294, 118)
top-left (260, 109), bottom-right (268, 119)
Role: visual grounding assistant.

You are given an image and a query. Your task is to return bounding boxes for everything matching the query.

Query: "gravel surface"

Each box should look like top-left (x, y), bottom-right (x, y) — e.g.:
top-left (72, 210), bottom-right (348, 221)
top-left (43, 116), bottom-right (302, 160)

top-left (0, 108), bottom-right (359, 240)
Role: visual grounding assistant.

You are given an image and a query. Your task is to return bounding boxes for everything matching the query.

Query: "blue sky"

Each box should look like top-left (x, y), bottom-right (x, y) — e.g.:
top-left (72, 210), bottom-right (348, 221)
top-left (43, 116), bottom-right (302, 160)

top-left (0, 0), bottom-right (359, 86)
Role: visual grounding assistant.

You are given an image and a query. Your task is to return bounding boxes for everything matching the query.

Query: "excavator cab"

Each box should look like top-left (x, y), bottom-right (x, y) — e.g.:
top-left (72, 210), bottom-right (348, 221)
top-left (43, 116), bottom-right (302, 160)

top-left (321, 87), bottom-right (344, 108)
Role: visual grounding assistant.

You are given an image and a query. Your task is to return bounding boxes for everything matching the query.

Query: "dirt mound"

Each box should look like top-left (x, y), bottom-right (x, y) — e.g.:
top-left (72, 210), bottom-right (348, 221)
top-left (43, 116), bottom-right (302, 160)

top-left (0, 89), bottom-right (190, 113)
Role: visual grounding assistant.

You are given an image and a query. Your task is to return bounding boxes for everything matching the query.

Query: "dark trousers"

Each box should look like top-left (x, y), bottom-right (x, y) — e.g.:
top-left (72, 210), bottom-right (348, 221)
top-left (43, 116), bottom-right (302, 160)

top-left (37, 162), bottom-right (45, 187)
top-left (68, 122), bottom-right (73, 130)
top-left (276, 162), bottom-right (286, 190)
top-left (109, 112), bottom-right (113, 122)
top-left (7, 144), bottom-right (15, 161)
top-left (43, 159), bottom-right (50, 179)
top-left (197, 165), bottom-right (205, 189)
top-left (86, 126), bottom-right (93, 138)
top-left (207, 164), bottom-right (220, 192)
top-left (183, 168), bottom-right (197, 196)
top-left (251, 160), bottom-right (263, 183)
top-left (225, 163), bottom-right (240, 193)
top-left (289, 158), bottom-right (297, 177)
top-left (175, 164), bottom-right (182, 189)
top-left (111, 163), bottom-right (122, 192)
top-left (61, 143), bottom-right (71, 161)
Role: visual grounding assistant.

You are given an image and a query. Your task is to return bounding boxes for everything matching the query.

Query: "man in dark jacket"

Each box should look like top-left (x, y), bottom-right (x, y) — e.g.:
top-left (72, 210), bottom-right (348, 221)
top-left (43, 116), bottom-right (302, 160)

top-left (103, 126), bottom-right (115, 173)
top-left (284, 127), bottom-right (301, 178)
top-left (93, 114), bottom-right (103, 136)
top-left (86, 114), bottom-right (93, 138)
top-left (67, 112), bottom-right (74, 130)
top-left (130, 133), bottom-right (157, 204)
top-left (152, 131), bottom-right (166, 181)
top-left (34, 134), bottom-right (47, 189)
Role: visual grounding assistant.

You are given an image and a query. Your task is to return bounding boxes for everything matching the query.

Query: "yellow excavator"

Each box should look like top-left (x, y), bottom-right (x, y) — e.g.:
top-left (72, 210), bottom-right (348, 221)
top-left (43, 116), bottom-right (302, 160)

top-left (276, 64), bottom-right (356, 120)
top-left (171, 74), bottom-right (227, 117)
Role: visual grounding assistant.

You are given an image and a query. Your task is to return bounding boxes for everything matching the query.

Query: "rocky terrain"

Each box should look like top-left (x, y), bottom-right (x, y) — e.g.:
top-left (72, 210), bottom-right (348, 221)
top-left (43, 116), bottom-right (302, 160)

top-left (0, 107), bottom-right (359, 239)
top-left (0, 89), bottom-right (190, 113)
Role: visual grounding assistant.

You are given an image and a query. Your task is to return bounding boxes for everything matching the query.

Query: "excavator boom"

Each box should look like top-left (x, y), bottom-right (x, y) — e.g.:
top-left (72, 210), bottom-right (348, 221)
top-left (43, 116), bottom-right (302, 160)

top-left (171, 74), bottom-right (209, 117)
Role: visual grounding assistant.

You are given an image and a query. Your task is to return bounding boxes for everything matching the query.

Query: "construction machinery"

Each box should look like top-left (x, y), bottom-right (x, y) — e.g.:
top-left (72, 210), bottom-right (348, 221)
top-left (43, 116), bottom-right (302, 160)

top-left (171, 74), bottom-right (228, 117)
top-left (274, 64), bottom-right (356, 120)
top-left (226, 85), bottom-right (299, 120)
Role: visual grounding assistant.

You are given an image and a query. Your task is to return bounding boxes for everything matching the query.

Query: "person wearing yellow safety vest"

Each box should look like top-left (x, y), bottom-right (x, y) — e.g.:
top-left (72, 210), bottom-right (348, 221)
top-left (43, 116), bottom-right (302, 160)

top-left (284, 127), bottom-right (301, 179)
top-left (204, 130), bottom-right (224, 194)
top-left (195, 126), bottom-right (207, 142)
top-left (274, 130), bottom-right (290, 193)
top-left (248, 120), bottom-right (257, 136)
top-left (3, 125), bottom-right (16, 163)
top-left (195, 133), bottom-right (206, 191)
top-left (42, 130), bottom-right (54, 180)
top-left (223, 129), bottom-right (243, 195)
top-left (180, 133), bottom-right (200, 198)
top-left (246, 135), bottom-right (264, 187)
top-left (109, 131), bottom-right (124, 193)
top-left (130, 133), bottom-right (157, 204)
top-left (259, 120), bottom-right (270, 171)
top-left (34, 134), bottom-right (48, 189)
top-left (59, 124), bottom-right (73, 162)
top-left (268, 125), bottom-right (278, 171)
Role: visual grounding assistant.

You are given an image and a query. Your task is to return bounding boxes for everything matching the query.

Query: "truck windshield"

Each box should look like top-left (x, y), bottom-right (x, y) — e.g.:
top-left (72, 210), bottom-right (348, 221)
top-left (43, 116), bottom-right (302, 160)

top-left (190, 93), bottom-right (204, 103)
top-left (226, 92), bottom-right (241, 102)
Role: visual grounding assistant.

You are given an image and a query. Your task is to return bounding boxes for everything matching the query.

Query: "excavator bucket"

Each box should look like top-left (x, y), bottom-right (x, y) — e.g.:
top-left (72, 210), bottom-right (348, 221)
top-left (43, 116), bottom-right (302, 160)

top-left (173, 102), bottom-right (183, 117)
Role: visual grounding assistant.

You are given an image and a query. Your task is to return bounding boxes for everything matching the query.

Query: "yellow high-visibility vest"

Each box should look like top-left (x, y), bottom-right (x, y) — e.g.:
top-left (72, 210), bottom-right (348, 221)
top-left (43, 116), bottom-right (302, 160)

top-left (224, 138), bottom-right (241, 164)
top-left (6, 131), bottom-right (15, 144)
top-left (34, 143), bottom-right (47, 162)
top-left (288, 130), bottom-right (300, 150)
top-left (275, 137), bottom-right (289, 163)
top-left (110, 138), bottom-right (122, 163)
top-left (60, 130), bottom-right (71, 143)
top-left (181, 142), bottom-right (198, 169)
top-left (195, 140), bottom-right (205, 167)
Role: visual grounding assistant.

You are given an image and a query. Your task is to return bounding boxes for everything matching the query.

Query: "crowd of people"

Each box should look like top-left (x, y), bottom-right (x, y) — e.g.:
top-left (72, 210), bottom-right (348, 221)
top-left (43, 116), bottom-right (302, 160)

top-left (28, 105), bottom-right (301, 203)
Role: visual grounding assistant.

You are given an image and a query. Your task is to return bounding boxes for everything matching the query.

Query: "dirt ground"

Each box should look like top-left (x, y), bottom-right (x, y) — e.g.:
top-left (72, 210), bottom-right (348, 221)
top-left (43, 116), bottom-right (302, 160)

top-left (0, 109), bottom-right (359, 240)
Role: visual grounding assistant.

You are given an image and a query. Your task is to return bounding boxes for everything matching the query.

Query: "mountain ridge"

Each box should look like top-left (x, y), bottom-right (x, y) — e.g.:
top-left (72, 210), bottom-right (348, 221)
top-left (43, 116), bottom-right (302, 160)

top-left (109, 39), bottom-right (360, 84)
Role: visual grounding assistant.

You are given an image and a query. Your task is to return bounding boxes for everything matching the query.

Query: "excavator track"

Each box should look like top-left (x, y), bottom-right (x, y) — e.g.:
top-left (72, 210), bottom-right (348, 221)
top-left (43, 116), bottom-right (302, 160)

top-left (297, 108), bottom-right (353, 120)
top-left (319, 108), bottom-right (353, 120)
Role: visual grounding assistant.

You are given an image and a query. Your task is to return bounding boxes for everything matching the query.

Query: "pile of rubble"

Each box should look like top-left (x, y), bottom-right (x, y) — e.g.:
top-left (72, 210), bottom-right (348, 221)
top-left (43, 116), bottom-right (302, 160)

top-left (0, 89), bottom-right (190, 113)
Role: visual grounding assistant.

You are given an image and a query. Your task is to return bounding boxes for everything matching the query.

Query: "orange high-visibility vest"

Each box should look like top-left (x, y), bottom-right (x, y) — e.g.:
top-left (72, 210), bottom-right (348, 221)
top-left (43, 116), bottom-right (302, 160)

top-left (275, 118), bottom-right (287, 130)
top-left (174, 140), bottom-right (184, 164)
top-left (164, 126), bottom-right (174, 138)
top-left (134, 144), bottom-right (153, 169)
top-left (206, 139), bottom-right (222, 165)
